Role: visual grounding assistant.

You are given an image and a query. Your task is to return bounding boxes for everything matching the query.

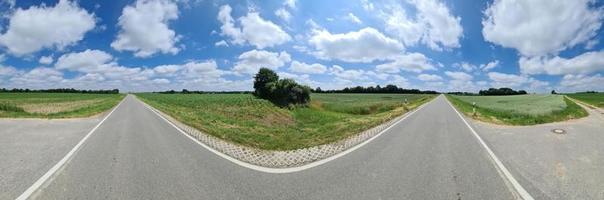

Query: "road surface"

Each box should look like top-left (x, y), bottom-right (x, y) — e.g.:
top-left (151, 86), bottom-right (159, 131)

top-left (0, 117), bottom-right (100, 199)
top-left (28, 95), bottom-right (517, 199)
top-left (469, 101), bottom-right (604, 200)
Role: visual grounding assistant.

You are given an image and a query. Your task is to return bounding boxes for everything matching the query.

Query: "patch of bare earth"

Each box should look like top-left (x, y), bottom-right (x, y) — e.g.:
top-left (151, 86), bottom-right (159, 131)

top-left (19, 99), bottom-right (104, 114)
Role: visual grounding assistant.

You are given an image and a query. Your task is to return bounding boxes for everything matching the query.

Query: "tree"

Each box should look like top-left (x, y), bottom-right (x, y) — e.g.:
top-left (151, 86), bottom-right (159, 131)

top-left (253, 68), bottom-right (279, 99)
top-left (315, 87), bottom-right (322, 93)
top-left (551, 90), bottom-right (557, 94)
top-left (253, 68), bottom-right (311, 107)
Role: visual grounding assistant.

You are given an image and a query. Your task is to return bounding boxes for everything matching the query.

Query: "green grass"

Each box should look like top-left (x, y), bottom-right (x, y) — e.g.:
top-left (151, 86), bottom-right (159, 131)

top-left (136, 93), bottom-right (435, 150)
top-left (446, 94), bottom-right (587, 125)
top-left (0, 93), bottom-right (125, 118)
top-left (567, 93), bottom-right (604, 108)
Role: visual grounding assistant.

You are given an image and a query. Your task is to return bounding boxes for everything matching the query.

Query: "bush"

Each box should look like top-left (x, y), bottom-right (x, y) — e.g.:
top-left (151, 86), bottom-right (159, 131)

top-left (253, 68), bottom-right (311, 107)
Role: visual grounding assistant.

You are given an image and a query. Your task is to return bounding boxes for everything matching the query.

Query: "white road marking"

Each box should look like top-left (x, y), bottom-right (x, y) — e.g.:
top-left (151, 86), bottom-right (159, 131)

top-left (139, 96), bottom-right (435, 174)
top-left (444, 95), bottom-right (535, 200)
top-left (15, 96), bottom-right (127, 200)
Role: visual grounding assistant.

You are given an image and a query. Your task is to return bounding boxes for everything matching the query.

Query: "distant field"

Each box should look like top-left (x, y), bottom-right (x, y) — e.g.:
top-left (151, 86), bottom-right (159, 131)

top-left (137, 93), bottom-right (435, 150)
top-left (447, 94), bottom-right (587, 125)
top-left (0, 93), bottom-right (125, 118)
top-left (567, 93), bottom-right (604, 108)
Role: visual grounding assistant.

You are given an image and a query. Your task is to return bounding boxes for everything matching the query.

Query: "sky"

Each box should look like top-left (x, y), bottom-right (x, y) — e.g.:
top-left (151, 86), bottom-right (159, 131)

top-left (0, 0), bottom-right (603, 93)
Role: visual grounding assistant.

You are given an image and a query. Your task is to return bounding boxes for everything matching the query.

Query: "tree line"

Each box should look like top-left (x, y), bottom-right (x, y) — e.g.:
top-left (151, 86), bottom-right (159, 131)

top-left (253, 68), bottom-right (311, 107)
top-left (0, 88), bottom-right (119, 94)
top-left (447, 87), bottom-right (528, 96)
top-left (478, 88), bottom-right (527, 95)
top-left (313, 85), bottom-right (439, 94)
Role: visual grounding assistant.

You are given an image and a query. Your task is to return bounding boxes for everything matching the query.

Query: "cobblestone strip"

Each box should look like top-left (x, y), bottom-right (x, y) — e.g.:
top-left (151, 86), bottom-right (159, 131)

top-left (141, 100), bottom-right (412, 168)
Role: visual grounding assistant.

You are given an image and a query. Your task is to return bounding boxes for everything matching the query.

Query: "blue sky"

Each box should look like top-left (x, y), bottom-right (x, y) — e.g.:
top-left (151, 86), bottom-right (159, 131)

top-left (0, 0), bottom-right (603, 92)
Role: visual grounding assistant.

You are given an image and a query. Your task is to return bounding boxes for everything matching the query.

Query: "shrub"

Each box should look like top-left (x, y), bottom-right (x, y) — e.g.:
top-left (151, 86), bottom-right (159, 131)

top-left (253, 68), bottom-right (311, 107)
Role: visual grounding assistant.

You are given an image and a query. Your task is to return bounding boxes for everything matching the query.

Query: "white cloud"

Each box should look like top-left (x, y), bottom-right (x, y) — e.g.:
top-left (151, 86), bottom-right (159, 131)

top-left (480, 60), bottom-right (499, 72)
top-left (519, 51), bottom-right (604, 75)
top-left (284, 0), bottom-right (296, 9)
top-left (559, 74), bottom-right (604, 92)
top-left (0, 0), bottom-right (95, 55)
top-left (152, 78), bottom-right (170, 84)
top-left (361, 0), bottom-right (374, 11)
top-left (9, 67), bottom-right (64, 88)
top-left (0, 65), bottom-right (16, 76)
top-left (330, 65), bottom-right (368, 81)
top-left (309, 27), bottom-right (403, 62)
top-left (275, 8), bottom-right (291, 22)
top-left (383, 0), bottom-right (463, 50)
top-left (445, 71), bottom-right (472, 81)
top-left (218, 5), bottom-right (291, 49)
top-left (454, 62), bottom-right (475, 72)
top-left (233, 49), bottom-right (291, 75)
top-left (418, 74), bottom-right (442, 81)
top-left (289, 61), bottom-right (327, 74)
top-left (376, 52), bottom-right (436, 73)
top-left (55, 49), bottom-right (113, 73)
top-left (482, 0), bottom-right (603, 56)
top-left (111, 0), bottom-right (180, 57)
top-left (38, 55), bottom-right (54, 65)
top-left (347, 13), bottom-right (362, 24)
top-left (487, 72), bottom-right (549, 90)
top-left (214, 40), bottom-right (228, 47)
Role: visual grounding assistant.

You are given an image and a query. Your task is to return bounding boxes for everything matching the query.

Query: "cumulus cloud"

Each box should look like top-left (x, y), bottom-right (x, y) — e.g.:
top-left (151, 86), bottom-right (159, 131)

top-left (480, 60), bottom-right (499, 72)
top-left (218, 5), bottom-right (291, 49)
top-left (232, 49), bottom-right (291, 75)
top-left (483, 0), bottom-right (603, 56)
top-left (275, 8), bottom-right (291, 22)
top-left (418, 74), bottom-right (442, 81)
top-left (0, 0), bottom-right (95, 55)
top-left (289, 61), bottom-right (327, 74)
top-left (383, 0), bottom-right (463, 50)
top-left (111, 0), bottom-right (181, 57)
top-left (9, 67), bottom-right (64, 88)
top-left (487, 72), bottom-right (549, 90)
top-left (376, 52), bottom-right (436, 73)
top-left (309, 27), bottom-right (403, 62)
top-left (559, 74), bottom-right (604, 92)
top-left (347, 13), bottom-right (362, 24)
top-left (445, 71), bottom-right (472, 81)
top-left (38, 55), bottom-right (54, 65)
top-left (519, 51), bottom-right (604, 75)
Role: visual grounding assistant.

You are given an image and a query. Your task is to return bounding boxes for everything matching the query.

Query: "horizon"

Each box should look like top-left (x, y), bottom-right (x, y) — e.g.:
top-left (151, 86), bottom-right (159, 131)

top-left (0, 0), bottom-right (603, 93)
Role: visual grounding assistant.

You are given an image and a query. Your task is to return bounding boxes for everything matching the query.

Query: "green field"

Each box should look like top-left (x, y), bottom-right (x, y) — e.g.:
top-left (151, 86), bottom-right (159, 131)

top-left (567, 93), bottom-right (604, 108)
top-left (447, 94), bottom-right (587, 125)
top-left (136, 93), bottom-right (435, 150)
top-left (0, 93), bottom-right (125, 118)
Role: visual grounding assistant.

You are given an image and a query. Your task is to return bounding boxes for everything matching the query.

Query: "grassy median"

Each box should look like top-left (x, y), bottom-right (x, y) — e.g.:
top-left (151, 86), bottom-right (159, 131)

top-left (137, 93), bottom-right (435, 150)
top-left (446, 94), bottom-right (587, 125)
top-left (0, 93), bottom-right (125, 118)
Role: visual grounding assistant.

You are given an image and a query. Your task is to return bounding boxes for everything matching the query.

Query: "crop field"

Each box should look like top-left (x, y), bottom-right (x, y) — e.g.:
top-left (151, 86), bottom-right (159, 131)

top-left (0, 93), bottom-right (125, 118)
top-left (567, 93), bottom-right (604, 108)
top-left (136, 93), bottom-right (435, 150)
top-left (447, 94), bottom-right (587, 125)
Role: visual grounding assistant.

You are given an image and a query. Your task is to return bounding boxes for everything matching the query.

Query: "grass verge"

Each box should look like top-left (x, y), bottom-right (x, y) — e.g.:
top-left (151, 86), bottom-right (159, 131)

top-left (137, 93), bottom-right (435, 150)
top-left (566, 93), bottom-right (604, 108)
top-left (446, 95), bottom-right (587, 125)
top-left (0, 93), bottom-right (125, 118)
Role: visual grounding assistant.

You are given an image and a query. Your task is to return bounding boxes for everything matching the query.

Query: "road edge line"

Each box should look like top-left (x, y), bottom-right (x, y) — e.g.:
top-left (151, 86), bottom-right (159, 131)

top-left (15, 95), bottom-right (127, 200)
top-left (138, 95), bottom-right (434, 174)
top-left (444, 95), bottom-right (534, 200)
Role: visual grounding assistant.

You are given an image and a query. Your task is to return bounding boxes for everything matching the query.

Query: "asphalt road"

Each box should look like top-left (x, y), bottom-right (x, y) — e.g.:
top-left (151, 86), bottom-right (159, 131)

top-left (0, 118), bottom-right (100, 199)
top-left (31, 95), bottom-right (516, 199)
top-left (470, 101), bottom-right (604, 200)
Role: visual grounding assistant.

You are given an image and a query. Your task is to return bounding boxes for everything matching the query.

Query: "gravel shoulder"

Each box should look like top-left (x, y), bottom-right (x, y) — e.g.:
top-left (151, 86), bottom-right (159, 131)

top-left (0, 116), bottom-right (101, 199)
top-left (467, 102), bottom-right (604, 200)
